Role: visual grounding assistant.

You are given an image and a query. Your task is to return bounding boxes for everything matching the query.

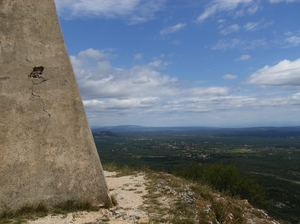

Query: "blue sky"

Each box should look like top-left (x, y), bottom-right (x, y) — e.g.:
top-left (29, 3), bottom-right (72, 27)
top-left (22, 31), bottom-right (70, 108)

top-left (55, 0), bottom-right (300, 127)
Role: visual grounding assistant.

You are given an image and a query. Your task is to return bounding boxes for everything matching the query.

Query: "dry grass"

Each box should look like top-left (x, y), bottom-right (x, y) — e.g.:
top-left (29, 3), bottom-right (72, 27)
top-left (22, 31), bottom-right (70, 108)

top-left (102, 163), bottom-right (136, 177)
top-left (141, 169), bottom-right (283, 224)
top-left (0, 201), bottom-right (98, 224)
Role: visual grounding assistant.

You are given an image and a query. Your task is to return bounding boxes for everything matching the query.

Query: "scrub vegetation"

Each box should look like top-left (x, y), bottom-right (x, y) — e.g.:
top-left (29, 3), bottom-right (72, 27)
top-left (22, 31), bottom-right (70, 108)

top-left (94, 126), bottom-right (300, 223)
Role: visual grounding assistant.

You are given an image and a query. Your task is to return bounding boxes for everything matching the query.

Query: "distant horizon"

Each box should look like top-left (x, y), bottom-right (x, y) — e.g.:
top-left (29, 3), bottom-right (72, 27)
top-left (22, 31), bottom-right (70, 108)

top-left (90, 124), bottom-right (300, 129)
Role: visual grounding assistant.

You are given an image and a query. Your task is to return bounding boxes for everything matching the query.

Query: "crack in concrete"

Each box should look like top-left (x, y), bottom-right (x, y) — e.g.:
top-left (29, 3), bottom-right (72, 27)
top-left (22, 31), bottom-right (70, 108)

top-left (29, 79), bottom-right (51, 118)
top-left (42, 100), bottom-right (51, 118)
top-left (0, 76), bottom-right (10, 81)
top-left (29, 80), bottom-right (41, 100)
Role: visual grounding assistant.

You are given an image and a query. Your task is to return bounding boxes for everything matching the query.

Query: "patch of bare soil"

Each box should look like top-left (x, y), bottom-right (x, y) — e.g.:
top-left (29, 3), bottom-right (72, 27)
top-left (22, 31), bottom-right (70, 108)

top-left (26, 171), bottom-right (149, 224)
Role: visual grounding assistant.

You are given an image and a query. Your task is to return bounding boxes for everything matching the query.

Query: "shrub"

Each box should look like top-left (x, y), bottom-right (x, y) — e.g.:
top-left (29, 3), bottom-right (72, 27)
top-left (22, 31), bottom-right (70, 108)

top-left (174, 163), bottom-right (271, 208)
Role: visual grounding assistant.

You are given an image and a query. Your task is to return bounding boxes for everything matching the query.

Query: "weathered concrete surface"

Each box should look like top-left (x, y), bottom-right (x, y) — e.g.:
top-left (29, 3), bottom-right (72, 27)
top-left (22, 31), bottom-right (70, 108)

top-left (0, 0), bottom-right (110, 213)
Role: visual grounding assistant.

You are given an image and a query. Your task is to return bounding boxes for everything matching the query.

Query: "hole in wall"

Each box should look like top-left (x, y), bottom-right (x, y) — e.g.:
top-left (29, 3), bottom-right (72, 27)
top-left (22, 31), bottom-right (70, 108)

top-left (29, 66), bottom-right (44, 78)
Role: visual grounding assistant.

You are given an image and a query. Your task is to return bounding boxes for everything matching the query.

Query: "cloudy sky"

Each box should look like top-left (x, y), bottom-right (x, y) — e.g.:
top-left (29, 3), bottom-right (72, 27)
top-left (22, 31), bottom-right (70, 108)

top-left (55, 0), bottom-right (300, 127)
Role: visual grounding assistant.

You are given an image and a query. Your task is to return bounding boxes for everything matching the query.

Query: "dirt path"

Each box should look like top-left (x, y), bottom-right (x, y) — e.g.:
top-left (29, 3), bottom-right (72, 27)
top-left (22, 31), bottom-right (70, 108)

top-left (27, 171), bottom-right (149, 224)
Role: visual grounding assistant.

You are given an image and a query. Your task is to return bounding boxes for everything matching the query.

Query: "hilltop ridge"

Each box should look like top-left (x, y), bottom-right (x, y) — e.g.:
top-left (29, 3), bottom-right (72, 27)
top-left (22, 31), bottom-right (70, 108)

top-left (6, 168), bottom-right (284, 224)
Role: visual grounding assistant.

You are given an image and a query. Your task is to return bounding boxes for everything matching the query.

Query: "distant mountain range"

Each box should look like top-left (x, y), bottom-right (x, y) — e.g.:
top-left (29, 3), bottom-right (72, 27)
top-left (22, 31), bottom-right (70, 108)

top-left (91, 125), bottom-right (300, 138)
top-left (93, 130), bottom-right (119, 137)
top-left (91, 125), bottom-right (218, 133)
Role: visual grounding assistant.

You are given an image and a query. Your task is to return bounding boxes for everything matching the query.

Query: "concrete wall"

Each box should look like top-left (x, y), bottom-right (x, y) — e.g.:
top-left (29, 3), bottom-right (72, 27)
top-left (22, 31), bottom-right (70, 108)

top-left (0, 0), bottom-right (110, 212)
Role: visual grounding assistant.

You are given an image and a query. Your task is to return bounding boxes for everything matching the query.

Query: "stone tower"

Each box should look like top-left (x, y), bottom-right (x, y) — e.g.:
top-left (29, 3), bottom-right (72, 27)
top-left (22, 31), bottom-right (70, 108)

top-left (0, 0), bottom-right (111, 213)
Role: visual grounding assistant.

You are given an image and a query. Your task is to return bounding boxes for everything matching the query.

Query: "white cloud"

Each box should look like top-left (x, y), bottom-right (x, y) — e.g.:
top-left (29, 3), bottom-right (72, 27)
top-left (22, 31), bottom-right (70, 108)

top-left (246, 58), bottom-right (300, 87)
top-left (244, 22), bottom-right (260, 31)
top-left (195, 1), bottom-right (296, 24)
top-left (69, 48), bottom-right (243, 124)
top-left (234, 9), bottom-right (244, 17)
top-left (218, 19), bottom-right (226, 23)
top-left (284, 31), bottom-right (300, 46)
top-left (285, 34), bottom-right (300, 46)
top-left (134, 53), bottom-right (143, 61)
top-left (196, 0), bottom-right (254, 23)
top-left (212, 38), bottom-right (241, 50)
top-left (220, 24), bottom-right (240, 35)
top-left (148, 60), bottom-right (169, 68)
top-left (70, 48), bottom-right (117, 81)
top-left (71, 49), bottom-right (229, 102)
top-left (212, 38), bottom-right (267, 51)
top-left (71, 49), bottom-right (178, 100)
top-left (236, 54), bottom-right (251, 61)
top-left (244, 20), bottom-right (273, 31)
top-left (132, 76), bottom-right (150, 84)
top-left (185, 87), bottom-right (231, 97)
top-left (171, 40), bottom-right (181, 45)
top-left (223, 74), bottom-right (238, 80)
top-left (247, 4), bottom-right (259, 14)
top-left (70, 48), bottom-right (300, 126)
top-left (160, 23), bottom-right (186, 35)
top-left (77, 48), bottom-right (115, 60)
top-left (55, 0), bottom-right (166, 24)
top-left (269, 0), bottom-right (300, 3)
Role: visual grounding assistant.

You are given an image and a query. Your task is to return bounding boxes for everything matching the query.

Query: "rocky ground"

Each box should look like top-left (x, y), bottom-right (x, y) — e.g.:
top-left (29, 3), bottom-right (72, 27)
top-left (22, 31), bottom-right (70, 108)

top-left (27, 171), bottom-right (148, 224)
top-left (25, 170), bottom-right (284, 224)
